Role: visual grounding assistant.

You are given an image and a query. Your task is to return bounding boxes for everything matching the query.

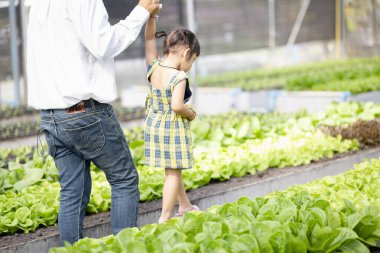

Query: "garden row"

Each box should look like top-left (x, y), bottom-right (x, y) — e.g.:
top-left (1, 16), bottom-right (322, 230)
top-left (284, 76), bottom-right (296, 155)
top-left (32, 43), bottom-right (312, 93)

top-left (0, 102), bottom-right (379, 235)
top-left (0, 107), bottom-right (145, 141)
top-left (0, 111), bottom-right (300, 167)
top-left (50, 157), bottom-right (380, 253)
top-left (2, 102), bottom-right (379, 168)
top-left (0, 105), bottom-right (35, 119)
top-left (0, 105), bottom-right (144, 120)
top-left (198, 57), bottom-right (380, 94)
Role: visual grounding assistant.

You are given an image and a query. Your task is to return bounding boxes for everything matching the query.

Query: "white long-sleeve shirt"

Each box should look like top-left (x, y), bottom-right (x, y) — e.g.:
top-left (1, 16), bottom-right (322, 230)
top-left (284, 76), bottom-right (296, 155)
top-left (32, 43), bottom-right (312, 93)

top-left (27, 0), bottom-right (149, 109)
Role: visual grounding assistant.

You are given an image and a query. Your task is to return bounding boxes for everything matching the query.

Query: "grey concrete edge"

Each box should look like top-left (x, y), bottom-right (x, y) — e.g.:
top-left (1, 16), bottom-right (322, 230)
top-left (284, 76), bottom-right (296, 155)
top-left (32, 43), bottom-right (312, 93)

top-left (1, 146), bottom-right (380, 253)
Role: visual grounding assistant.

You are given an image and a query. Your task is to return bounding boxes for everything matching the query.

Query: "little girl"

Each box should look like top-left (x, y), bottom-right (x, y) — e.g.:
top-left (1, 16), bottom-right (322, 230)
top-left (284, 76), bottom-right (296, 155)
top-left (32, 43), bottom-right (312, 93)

top-left (144, 14), bottom-right (200, 223)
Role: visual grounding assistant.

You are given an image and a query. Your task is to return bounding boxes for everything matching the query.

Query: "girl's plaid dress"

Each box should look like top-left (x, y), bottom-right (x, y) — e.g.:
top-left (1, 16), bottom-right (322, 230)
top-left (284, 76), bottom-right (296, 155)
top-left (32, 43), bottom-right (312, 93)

top-left (144, 60), bottom-right (194, 169)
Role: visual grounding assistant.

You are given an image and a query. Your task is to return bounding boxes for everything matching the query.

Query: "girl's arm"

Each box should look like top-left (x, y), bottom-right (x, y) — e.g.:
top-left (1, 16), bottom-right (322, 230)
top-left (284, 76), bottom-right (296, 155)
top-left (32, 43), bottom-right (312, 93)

top-left (145, 16), bottom-right (158, 65)
top-left (172, 80), bottom-right (196, 120)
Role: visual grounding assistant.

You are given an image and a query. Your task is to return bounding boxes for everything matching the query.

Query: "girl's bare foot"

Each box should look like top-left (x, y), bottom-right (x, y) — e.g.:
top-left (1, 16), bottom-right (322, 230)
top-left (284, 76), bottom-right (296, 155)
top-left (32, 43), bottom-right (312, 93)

top-left (176, 205), bottom-right (199, 217)
top-left (158, 218), bottom-right (167, 224)
top-left (178, 204), bottom-right (194, 214)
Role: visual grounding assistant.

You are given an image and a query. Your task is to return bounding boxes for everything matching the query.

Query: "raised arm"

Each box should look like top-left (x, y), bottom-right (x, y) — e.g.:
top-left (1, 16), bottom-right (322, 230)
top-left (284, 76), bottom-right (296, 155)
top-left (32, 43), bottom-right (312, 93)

top-left (68, 0), bottom-right (160, 61)
top-left (145, 16), bottom-right (159, 65)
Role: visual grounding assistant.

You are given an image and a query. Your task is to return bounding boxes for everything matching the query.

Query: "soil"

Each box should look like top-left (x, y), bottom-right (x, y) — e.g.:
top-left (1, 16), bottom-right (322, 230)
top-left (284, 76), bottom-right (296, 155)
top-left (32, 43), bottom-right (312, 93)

top-left (1, 145), bottom-right (380, 249)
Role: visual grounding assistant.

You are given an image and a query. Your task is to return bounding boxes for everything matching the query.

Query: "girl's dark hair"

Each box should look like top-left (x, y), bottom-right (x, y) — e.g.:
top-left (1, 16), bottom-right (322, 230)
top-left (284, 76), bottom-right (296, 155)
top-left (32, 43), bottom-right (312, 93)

top-left (155, 28), bottom-right (200, 60)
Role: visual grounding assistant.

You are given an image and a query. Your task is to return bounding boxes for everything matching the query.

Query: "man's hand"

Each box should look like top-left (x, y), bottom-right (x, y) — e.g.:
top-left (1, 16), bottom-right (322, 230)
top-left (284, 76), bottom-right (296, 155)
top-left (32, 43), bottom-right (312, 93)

top-left (139, 0), bottom-right (162, 16)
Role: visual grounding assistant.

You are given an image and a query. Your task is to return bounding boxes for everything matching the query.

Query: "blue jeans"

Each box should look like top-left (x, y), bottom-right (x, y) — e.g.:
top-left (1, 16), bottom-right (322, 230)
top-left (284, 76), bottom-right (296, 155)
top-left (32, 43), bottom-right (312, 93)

top-left (40, 101), bottom-right (139, 246)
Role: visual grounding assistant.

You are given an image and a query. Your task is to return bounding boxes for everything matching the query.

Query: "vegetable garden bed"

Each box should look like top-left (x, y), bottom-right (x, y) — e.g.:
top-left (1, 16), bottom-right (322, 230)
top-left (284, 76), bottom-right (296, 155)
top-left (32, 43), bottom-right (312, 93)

top-left (198, 58), bottom-right (380, 94)
top-left (193, 58), bottom-right (380, 113)
top-left (1, 145), bottom-right (379, 253)
top-left (0, 106), bottom-right (36, 120)
top-left (274, 91), bottom-right (351, 113)
top-left (1, 102), bottom-right (380, 252)
top-left (51, 157), bottom-right (380, 253)
top-left (0, 107), bottom-right (145, 141)
top-left (0, 102), bottom-right (379, 235)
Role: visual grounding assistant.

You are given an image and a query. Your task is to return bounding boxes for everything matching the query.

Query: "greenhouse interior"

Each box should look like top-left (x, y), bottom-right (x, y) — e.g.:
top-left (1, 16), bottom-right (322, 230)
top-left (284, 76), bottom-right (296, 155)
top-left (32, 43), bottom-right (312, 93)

top-left (1, 0), bottom-right (380, 252)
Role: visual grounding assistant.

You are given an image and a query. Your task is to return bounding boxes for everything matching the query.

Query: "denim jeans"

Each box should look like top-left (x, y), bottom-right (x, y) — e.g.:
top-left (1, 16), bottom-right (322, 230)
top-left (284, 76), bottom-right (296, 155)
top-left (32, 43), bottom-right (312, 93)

top-left (40, 101), bottom-right (139, 246)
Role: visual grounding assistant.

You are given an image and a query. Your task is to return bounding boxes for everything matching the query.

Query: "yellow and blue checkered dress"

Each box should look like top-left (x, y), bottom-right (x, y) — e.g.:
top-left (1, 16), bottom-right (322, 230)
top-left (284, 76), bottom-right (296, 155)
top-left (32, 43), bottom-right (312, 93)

top-left (144, 60), bottom-right (194, 169)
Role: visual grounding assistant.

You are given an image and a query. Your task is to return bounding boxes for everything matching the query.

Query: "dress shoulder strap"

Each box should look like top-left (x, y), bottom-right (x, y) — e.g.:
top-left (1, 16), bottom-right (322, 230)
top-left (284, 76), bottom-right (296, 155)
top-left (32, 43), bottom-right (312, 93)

top-left (169, 71), bottom-right (188, 92)
top-left (146, 59), bottom-right (160, 81)
top-left (170, 71), bottom-right (192, 101)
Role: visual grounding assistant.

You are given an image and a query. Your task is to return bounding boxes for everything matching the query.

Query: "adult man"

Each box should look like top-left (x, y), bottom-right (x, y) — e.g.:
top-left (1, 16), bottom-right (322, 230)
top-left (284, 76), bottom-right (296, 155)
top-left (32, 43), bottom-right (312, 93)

top-left (27, 0), bottom-right (160, 245)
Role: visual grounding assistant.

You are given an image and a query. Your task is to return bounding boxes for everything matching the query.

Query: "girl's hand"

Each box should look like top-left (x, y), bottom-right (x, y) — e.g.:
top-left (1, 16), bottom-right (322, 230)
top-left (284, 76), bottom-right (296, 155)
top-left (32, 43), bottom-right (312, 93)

top-left (186, 105), bottom-right (197, 121)
top-left (172, 80), bottom-right (197, 120)
top-left (139, 0), bottom-right (162, 16)
top-left (188, 110), bottom-right (196, 121)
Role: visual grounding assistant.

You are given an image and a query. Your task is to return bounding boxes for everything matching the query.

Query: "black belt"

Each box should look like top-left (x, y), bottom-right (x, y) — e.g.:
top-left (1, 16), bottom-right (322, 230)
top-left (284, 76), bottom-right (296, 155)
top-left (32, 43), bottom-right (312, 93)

top-left (83, 99), bottom-right (102, 107)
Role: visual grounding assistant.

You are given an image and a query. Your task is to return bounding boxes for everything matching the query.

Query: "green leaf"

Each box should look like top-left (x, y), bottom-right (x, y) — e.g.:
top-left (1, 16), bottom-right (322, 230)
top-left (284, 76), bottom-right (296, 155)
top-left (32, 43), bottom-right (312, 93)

top-left (0, 168), bottom-right (8, 189)
top-left (15, 207), bottom-right (31, 222)
top-left (199, 239), bottom-right (230, 253)
top-left (309, 226), bottom-right (358, 252)
top-left (8, 162), bottom-right (24, 171)
top-left (124, 240), bottom-right (147, 253)
top-left (353, 205), bottom-right (380, 246)
top-left (333, 239), bottom-right (370, 253)
top-left (236, 122), bottom-right (251, 139)
top-left (168, 242), bottom-right (198, 253)
top-left (209, 128), bottom-right (225, 142)
top-left (5, 168), bottom-right (25, 187)
top-left (14, 169), bottom-right (45, 192)
top-left (71, 238), bottom-right (107, 253)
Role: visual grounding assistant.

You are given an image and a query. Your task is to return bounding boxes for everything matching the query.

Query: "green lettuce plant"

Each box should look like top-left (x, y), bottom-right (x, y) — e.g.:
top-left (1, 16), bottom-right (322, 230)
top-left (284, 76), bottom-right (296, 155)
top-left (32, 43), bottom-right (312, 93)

top-left (50, 159), bottom-right (380, 253)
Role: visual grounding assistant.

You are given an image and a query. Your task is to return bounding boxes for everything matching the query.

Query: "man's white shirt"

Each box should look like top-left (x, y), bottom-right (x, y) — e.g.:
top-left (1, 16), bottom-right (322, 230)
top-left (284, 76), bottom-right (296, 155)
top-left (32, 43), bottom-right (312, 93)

top-left (27, 0), bottom-right (149, 109)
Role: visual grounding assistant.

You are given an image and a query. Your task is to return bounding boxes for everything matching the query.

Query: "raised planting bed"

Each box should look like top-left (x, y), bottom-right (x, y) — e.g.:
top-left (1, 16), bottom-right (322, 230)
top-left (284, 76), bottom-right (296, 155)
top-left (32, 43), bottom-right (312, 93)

top-left (274, 91), bottom-right (351, 113)
top-left (194, 58), bottom-right (380, 114)
top-left (51, 155), bottom-right (380, 253)
top-left (0, 107), bottom-right (145, 142)
top-left (1, 146), bottom-right (379, 253)
top-left (197, 57), bottom-right (380, 94)
top-left (0, 121), bottom-right (41, 141)
top-left (351, 91), bottom-right (380, 104)
top-left (0, 102), bottom-right (379, 243)
top-left (0, 106), bottom-right (37, 120)
top-left (122, 86), bottom-right (247, 115)
top-left (242, 90), bottom-right (380, 114)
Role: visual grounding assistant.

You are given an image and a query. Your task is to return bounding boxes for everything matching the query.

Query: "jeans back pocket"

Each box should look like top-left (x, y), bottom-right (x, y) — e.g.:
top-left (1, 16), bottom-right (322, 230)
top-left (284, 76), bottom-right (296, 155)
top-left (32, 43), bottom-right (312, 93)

top-left (64, 120), bottom-right (106, 158)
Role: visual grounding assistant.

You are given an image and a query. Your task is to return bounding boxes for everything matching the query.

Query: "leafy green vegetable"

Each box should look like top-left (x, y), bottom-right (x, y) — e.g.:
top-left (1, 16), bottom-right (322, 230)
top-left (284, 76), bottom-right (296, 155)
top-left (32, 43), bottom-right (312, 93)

top-left (197, 57), bottom-right (380, 94)
top-left (0, 102), bottom-right (376, 235)
top-left (51, 158), bottom-right (380, 253)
